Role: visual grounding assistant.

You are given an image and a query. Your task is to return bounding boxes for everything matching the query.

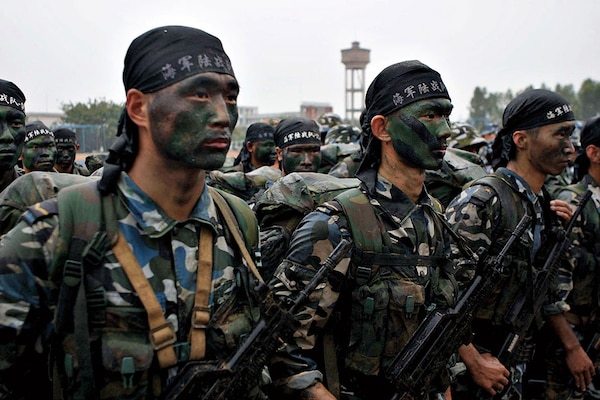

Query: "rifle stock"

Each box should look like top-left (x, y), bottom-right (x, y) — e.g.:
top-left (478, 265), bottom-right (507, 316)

top-left (385, 215), bottom-right (532, 399)
top-left (159, 238), bottom-right (352, 400)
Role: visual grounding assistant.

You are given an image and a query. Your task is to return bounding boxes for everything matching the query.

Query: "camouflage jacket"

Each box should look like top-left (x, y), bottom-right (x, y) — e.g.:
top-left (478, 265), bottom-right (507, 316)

top-left (0, 173), bottom-right (263, 400)
top-left (556, 174), bottom-right (600, 315)
top-left (268, 168), bottom-right (457, 396)
top-left (327, 150), bottom-right (363, 179)
top-left (207, 165), bottom-right (281, 207)
top-left (445, 168), bottom-right (572, 352)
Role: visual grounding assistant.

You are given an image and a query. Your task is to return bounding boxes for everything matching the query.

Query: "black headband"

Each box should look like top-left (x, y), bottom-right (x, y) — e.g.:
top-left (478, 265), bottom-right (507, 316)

top-left (274, 117), bottom-right (321, 148)
top-left (0, 79), bottom-right (26, 112)
top-left (245, 122), bottom-right (274, 144)
top-left (24, 121), bottom-right (53, 143)
top-left (123, 25), bottom-right (235, 94)
top-left (492, 89), bottom-right (575, 169)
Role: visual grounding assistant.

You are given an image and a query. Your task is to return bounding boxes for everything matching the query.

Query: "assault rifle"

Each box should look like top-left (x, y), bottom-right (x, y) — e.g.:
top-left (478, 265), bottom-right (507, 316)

top-left (385, 214), bottom-right (532, 400)
top-left (159, 239), bottom-right (352, 400)
top-left (497, 190), bottom-right (593, 371)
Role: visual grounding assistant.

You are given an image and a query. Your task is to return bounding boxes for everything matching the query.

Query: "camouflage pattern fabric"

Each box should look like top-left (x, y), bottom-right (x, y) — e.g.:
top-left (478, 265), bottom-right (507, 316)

top-left (71, 162), bottom-right (91, 176)
top-left (0, 172), bottom-right (264, 399)
top-left (328, 150), bottom-right (363, 178)
top-left (0, 165), bottom-right (23, 193)
top-left (318, 143), bottom-right (361, 174)
top-left (445, 168), bottom-right (573, 399)
top-left (0, 171), bottom-right (96, 235)
top-left (425, 147), bottom-right (487, 208)
top-left (207, 165), bottom-right (281, 206)
top-left (268, 168), bottom-right (457, 399)
top-left (540, 174), bottom-right (600, 399)
top-left (254, 172), bottom-right (360, 281)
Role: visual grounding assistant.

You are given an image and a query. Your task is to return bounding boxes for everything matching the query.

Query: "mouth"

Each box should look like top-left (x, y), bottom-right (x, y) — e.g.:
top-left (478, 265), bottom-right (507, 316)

top-left (203, 136), bottom-right (231, 150)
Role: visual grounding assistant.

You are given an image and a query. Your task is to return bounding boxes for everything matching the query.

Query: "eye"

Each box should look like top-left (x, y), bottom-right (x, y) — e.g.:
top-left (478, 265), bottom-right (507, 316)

top-left (196, 91), bottom-right (209, 99)
top-left (226, 93), bottom-right (238, 103)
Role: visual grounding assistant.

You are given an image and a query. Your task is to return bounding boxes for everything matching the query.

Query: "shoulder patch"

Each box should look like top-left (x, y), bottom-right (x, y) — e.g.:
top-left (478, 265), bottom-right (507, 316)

top-left (21, 198), bottom-right (59, 225)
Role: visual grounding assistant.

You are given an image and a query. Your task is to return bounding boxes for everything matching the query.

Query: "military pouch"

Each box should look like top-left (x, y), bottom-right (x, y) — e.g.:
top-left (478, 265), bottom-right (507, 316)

top-left (345, 278), bottom-right (388, 375)
top-left (383, 279), bottom-right (425, 361)
top-left (101, 329), bottom-right (154, 390)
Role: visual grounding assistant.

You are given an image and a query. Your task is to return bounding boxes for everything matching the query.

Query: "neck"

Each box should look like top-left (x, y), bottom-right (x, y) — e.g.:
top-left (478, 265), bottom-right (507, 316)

top-left (377, 142), bottom-right (424, 202)
top-left (505, 159), bottom-right (546, 194)
top-left (128, 153), bottom-right (206, 221)
top-left (588, 164), bottom-right (600, 186)
top-left (0, 168), bottom-right (14, 192)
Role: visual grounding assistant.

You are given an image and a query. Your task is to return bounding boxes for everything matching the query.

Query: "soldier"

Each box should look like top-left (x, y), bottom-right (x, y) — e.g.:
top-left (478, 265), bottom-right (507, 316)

top-left (446, 89), bottom-right (595, 398)
top-left (0, 79), bottom-right (26, 192)
top-left (0, 25), bottom-right (265, 399)
top-left (274, 116), bottom-right (322, 175)
top-left (544, 115), bottom-right (600, 399)
top-left (227, 122), bottom-right (277, 173)
top-left (268, 60), bottom-right (458, 399)
top-left (53, 127), bottom-right (91, 175)
top-left (21, 120), bottom-right (57, 173)
top-left (319, 124), bottom-right (362, 175)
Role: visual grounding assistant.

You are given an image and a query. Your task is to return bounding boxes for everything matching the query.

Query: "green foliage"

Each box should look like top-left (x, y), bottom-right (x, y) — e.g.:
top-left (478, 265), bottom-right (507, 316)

top-left (468, 79), bottom-right (600, 128)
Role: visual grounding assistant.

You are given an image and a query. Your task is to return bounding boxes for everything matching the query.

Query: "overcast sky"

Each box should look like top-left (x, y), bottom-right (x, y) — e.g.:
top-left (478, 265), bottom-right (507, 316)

top-left (4, 0), bottom-right (599, 122)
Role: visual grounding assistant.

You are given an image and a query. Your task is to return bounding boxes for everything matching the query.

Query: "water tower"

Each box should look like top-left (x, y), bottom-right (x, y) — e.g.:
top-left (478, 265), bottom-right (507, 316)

top-left (341, 41), bottom-right (370, 125)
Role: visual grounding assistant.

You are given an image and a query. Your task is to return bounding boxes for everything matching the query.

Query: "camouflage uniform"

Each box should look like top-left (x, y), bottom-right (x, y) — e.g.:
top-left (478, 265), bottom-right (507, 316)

top-left (425, 147), bottom-right (487, 208)
top-left (0, 171), bottom-right (95, 236)
top-left (207, 165), bottom-right (281, 207)
top-left (0, 172), bottom-right (264, 399)
top-left (445, 167), bottom-right (573, 399)
top-left (0, 165), bottom-right (23, 193)
top-left (269, 167), bottom-right (457, 399)
top-left (318, 143), bottom-right (361, 175)
top-left (328, 150), bottom-right (363, 178)
top-left (541, 174), bottom-right (600, 399)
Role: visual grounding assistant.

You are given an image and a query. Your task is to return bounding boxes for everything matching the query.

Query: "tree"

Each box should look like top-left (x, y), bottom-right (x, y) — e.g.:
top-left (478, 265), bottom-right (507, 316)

top-left (59, 99), bottom-right (123, 153)
top-left (578, 79), bottom-right (600, 120)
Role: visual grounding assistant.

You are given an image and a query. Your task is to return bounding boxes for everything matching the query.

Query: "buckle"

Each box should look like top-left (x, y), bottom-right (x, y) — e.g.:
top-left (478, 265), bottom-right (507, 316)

top-left (192, 306), bottom-right (211, 329)
top-left (149, 321), bottom-right (176, 350)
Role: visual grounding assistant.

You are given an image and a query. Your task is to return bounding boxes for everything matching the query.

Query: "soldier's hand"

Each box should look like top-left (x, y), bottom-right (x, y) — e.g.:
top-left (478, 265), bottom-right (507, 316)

top-left (459, 344), bottom-right (510, 396)
top-left (550, 199), bottom-right (574, 226)
top-left (297, 382), bottom-right (336, 400)
top-left (565, 344), bottom-right (595, 392)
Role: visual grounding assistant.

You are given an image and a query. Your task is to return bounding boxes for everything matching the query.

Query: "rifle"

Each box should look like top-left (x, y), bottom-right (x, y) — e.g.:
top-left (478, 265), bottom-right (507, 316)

top-left (385, 214), bottom-right (532, 400)
top-left (498, 190), bottom-right (593, 369)
top-left (159, 238), bottom-right (352, 400)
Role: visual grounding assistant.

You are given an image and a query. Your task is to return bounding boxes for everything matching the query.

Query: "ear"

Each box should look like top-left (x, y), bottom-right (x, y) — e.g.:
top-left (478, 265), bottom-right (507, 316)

top-left (276, 147), bottom-right (283, 162)
top-left (126, 89), bottom-right (149, 131)
top-left (371, 115), bottom-right (391, 142)
top-left (586, 144), bottom-right (600, 163)
top-left (246, 141), bottom-right (254, 152)
top-left (512, 130), bottom-right (527, 150)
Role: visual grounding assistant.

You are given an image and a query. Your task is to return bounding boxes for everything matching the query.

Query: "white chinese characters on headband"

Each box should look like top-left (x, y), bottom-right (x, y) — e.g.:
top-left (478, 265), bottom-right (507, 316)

top-left (282, 131), bottom-right (321, 144)
top-left (392, 80), bottom-right (447, 106)
top-left (0, 93), bottom-right (25, 112)
top-left (160, 53), bottom-right (233, 81)
top-left (546, 104), bottom-right (573, 120)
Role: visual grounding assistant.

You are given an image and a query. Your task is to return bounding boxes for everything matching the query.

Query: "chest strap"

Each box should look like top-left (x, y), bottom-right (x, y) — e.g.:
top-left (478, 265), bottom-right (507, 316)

top-left (112, 226), bottom-right (214, 368)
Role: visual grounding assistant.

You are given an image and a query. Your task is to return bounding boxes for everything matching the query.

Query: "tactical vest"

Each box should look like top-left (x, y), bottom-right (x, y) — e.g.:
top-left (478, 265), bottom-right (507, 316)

top-left (332, 187), bottom-right (454, 376)
top-left (36, 181), bottom-right (260, 399)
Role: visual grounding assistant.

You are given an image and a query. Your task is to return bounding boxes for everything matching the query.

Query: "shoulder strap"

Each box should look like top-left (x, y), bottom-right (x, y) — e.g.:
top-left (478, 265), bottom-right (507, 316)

top-left (208, 186), bottom-right (263, 283)
top-left (334, 188), bottom-right (384, 253)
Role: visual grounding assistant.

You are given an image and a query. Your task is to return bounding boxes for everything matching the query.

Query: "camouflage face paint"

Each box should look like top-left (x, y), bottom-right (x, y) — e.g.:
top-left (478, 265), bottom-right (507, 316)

top-left (0, 106), bottom-right (26, 172)
top-left (149, 72), bottom-right (239, 171)
top-left (22, 135), bottom-right (57, 172)
top-left (281, 144), bottom-right (321, 174)
top-left (55, 143), bottom-right (76, 172)
top-left (388, 99), bottom-right (452, 170)
top-left (253, 140), bottom-right (276, 166)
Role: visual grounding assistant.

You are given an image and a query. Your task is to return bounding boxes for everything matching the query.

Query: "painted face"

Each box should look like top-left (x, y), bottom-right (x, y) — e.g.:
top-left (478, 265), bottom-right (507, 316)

top-left (251, 139), bottom-right (276, 167)
top-left (55, 142), bottom-right (77, 172)
top-left (387, 98), bottom-right (453, 170)
top-left (22, 135), bottom-right (57, 172)
top-left (525, 121), bottom-right (575, 176)
top-left (280, 143), bottom-right (321, 174)
top-left (148, 72), bottom-right (239, 171)
top-left (0, 106), bottom-right (26, 172)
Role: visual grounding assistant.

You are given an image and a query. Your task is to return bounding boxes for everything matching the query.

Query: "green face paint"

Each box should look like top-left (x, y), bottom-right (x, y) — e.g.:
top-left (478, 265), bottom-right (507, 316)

top-left (0, 106), bottom-right (26, 171)
top-left (388, 98), bottom-right (453, 170)
top-left (281, 144), bottom-right (321, 174)
top-left (253, 140), bottom-right (276, 166)
top-left (55, 143), bottom-right (77, 172)
top-left (22, 135), bottom-right (57, 172)
top-left (148, 72), bottom-right (239, 171)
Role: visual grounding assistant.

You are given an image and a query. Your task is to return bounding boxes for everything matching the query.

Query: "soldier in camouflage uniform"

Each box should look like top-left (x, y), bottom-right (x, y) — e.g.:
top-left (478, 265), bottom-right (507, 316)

top-left (0, 26), bottom-right (266, 399)
top-left (53, 127), bottom-right (91, 175)
top-left (542, 115), bottom-right (600, 399)
top-left (274, 117), bottom-right (322, 175)
top-left (445, 89), bottom-right (594, 399)
top-left (268, 60), bottom-right (458, 400)
top-left (0, 79), bottom-right (25, 192)
top-left (225, 122), bottom-right (277, 173)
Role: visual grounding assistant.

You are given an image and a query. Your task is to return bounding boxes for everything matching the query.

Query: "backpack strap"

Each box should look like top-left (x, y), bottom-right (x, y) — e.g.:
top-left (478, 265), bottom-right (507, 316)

top-left (208, 186), bottom-right (263, 283)
top-left (334, 187), bottom-right (384, 253)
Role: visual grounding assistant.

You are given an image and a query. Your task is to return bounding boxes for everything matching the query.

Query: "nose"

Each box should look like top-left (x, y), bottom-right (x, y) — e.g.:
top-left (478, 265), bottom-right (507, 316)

top-left (208, 95), bottom-right (233, 130)
top-left (302, 151), bottom-right (312, 165)
top-left (0, 122), bottom-right (12, 143)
